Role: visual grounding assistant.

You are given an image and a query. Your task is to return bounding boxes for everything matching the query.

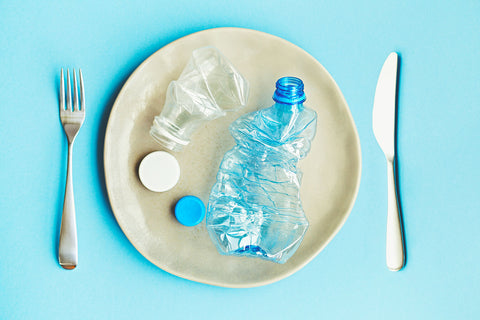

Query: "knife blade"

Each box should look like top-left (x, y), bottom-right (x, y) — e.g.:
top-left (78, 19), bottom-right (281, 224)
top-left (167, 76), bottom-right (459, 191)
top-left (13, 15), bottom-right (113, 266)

top-left (372, 52), bottom-right (405, 271)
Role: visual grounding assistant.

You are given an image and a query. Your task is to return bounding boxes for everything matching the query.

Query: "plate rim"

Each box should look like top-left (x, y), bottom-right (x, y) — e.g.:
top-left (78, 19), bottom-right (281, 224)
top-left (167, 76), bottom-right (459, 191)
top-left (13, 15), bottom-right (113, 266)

top-left (103, 27), bottom-right (362, 288)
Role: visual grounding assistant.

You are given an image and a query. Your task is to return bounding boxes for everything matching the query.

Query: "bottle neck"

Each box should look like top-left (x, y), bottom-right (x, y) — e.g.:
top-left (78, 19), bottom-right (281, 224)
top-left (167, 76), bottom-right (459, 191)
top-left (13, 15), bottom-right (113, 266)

top-left (274, 101), bottom-right (304, 112)
top-left (272, 77), bottom-right (306, 107)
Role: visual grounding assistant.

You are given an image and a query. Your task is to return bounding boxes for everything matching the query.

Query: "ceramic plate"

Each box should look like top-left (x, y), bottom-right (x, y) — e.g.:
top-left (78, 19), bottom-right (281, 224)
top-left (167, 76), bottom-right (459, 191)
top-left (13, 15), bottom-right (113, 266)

top-left (104, 27), bottom-right (361, 287)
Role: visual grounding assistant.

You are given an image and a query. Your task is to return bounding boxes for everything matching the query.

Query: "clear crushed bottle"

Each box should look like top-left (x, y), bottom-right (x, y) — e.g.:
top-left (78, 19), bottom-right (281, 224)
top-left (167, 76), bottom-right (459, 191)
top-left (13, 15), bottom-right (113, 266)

top-left (206, 77), bottom-right (317, 264)
top-left (150, 47), bottom-right (249, 152)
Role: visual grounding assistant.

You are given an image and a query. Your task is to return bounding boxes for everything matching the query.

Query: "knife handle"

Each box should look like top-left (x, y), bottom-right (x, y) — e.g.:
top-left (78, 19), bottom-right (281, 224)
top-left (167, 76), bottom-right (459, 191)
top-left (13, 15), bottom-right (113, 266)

top-left (386, 158), bottom-right (405, 271)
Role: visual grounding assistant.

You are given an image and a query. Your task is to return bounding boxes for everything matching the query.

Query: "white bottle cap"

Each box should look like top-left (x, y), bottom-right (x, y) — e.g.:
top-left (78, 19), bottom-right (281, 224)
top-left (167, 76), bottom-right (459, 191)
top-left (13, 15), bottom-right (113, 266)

top-left (138, 151), bottom-right (180, 192)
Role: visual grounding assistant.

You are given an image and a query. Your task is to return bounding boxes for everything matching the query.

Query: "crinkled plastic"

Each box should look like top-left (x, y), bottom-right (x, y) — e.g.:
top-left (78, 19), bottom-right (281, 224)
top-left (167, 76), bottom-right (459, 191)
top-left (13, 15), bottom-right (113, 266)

top-left (150, 46), bottom-right (249, 151)
top-left (206, 77), bottom-right (317, 264)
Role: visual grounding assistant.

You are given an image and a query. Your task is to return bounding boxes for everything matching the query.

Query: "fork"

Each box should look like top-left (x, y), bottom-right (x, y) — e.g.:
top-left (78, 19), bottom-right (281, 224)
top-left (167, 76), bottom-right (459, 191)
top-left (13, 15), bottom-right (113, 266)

top-left (58, 68), bottom-right (85, 270)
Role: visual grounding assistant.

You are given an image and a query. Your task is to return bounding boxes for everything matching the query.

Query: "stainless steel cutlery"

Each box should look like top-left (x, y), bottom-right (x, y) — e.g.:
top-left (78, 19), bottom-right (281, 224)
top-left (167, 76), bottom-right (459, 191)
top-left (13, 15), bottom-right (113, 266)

top-left (372, 53), bottom-right (405, 271)
top-left (58, 68), bottom-right (85, 270)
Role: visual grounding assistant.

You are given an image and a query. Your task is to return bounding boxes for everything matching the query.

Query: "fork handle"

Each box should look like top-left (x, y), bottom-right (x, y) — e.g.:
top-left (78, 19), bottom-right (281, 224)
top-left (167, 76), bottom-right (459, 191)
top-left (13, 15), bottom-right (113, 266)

top-left (386, 158), bottom-right (405, 271)
top-left (58, 143), bottom-right (78, 270)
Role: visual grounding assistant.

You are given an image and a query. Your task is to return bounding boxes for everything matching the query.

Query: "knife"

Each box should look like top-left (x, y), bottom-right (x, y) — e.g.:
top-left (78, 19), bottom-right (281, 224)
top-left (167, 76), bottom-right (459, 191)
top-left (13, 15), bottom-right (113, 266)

top-left (372, 52), bottom-right (405, 271)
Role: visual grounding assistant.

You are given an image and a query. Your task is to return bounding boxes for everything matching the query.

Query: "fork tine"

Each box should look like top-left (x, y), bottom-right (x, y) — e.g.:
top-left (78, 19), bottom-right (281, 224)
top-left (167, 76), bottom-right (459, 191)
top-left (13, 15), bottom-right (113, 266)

top-left (60, 69), bottom-right (65, 111)
top-left (73, 69), bottom-right (79, 111)
top-left (79, 69), bottom-right (85, 112)
top-left (66, 69), bottom-right (72, 111)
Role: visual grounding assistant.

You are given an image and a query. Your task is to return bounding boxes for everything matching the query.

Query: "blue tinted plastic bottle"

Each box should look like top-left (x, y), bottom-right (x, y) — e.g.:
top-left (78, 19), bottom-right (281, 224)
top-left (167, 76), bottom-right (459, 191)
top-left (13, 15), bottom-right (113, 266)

top-left (206, 77), bottom-right (317, 263)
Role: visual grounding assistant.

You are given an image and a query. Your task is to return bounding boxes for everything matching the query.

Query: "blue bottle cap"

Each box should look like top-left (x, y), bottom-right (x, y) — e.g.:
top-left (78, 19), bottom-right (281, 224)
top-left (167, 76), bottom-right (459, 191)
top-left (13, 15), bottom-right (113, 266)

top-left (174, 196), bottom-right (206, 227)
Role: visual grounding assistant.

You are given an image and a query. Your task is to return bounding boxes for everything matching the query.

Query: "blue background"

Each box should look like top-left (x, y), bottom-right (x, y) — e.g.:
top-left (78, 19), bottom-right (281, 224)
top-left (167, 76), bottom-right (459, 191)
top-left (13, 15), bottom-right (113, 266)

top-left (1, 1), bottom-right (479, 319)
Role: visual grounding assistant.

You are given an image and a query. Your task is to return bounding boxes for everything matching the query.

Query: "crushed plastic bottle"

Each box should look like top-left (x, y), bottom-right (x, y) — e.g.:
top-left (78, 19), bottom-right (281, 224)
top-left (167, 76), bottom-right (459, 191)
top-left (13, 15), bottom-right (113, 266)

top-left (206, 77), bottom-right (317, 264)
top-left (150, 46), bottom-right (249, 152)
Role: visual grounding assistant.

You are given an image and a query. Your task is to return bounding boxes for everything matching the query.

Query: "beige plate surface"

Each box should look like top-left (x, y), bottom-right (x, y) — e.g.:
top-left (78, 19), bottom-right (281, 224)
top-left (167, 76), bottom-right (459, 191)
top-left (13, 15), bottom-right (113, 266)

top-left (104, 27), bottom-right (361, 288)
